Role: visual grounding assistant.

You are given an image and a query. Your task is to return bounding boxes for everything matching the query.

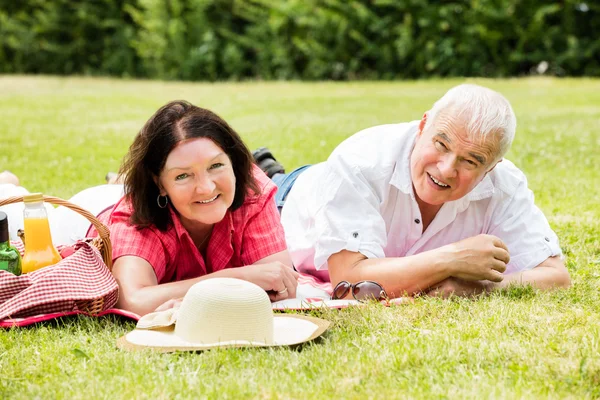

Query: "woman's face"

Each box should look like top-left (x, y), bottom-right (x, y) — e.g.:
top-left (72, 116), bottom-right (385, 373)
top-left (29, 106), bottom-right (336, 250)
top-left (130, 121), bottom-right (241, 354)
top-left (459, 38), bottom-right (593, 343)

top-left (157, 137), bottom-right (236, 230)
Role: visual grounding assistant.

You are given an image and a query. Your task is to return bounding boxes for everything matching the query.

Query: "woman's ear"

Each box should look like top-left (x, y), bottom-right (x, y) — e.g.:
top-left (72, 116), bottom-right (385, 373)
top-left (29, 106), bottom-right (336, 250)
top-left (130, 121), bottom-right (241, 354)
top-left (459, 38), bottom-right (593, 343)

top-left (153, 175), bottom-right (166, 196)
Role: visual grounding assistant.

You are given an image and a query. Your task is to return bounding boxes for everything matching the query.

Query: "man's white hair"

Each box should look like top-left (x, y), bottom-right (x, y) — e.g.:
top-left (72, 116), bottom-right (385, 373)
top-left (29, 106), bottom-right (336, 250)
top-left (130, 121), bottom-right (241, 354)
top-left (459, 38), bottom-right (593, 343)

top-left (424, 84), bottom-right (517, 160)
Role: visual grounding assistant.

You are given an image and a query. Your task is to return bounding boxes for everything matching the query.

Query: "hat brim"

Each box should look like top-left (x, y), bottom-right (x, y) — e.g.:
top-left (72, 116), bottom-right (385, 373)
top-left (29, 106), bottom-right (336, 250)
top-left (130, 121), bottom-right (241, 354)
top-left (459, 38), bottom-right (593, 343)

top-left (116, 315), bottom-right (330, 352)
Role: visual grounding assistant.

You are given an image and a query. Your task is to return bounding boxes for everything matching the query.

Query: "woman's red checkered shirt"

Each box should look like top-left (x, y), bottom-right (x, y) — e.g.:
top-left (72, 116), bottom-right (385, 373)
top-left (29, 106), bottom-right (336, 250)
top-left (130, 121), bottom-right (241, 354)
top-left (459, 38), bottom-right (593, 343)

top-left (88, 166), bottom-right (286, 283)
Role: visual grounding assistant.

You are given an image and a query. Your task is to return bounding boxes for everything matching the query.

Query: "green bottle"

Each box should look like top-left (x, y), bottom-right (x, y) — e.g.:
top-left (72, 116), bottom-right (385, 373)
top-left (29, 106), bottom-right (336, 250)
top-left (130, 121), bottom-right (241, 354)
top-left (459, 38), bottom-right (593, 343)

top-left (0, 211), bottom-right (22, 275)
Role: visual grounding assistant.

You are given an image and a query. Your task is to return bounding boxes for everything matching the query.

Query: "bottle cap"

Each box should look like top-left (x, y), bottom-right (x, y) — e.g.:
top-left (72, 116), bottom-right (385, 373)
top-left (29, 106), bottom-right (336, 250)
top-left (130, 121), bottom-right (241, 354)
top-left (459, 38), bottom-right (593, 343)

top-left (0, 211), bottom-right (8, 243)
top-left (23, 193), bottom-right (43, 204)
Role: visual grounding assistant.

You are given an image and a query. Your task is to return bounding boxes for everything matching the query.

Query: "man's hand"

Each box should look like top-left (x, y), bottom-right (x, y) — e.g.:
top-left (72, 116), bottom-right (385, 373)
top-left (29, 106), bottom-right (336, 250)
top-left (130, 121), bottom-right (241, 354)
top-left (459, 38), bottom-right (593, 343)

top-left (425, 278), bottom-right (490, 298)
top-left (443, 234), bottom-right (510, 282)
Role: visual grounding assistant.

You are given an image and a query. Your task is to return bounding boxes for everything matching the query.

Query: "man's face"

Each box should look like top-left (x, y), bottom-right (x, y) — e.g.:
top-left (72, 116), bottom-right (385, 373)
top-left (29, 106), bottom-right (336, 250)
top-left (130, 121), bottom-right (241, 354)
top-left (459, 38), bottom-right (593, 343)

top-left (410, 111), bottom-right (501, 206)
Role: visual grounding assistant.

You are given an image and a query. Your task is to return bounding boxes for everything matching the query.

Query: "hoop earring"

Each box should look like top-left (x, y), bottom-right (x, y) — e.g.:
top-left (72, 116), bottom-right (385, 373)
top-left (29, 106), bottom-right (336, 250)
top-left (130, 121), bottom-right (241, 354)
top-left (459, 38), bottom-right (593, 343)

top-left (157, 194), bottom-right (169, 209)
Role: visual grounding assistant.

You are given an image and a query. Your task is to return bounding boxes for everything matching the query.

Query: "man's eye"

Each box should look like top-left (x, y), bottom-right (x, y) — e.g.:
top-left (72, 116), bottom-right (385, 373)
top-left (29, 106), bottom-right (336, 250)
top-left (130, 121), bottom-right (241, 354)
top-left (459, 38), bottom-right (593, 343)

top-left (175, 173), bottom-right (188, 181)
top-left (466, 159), bottom-right (477, 167)
top-left (435, 141), bottom-right (448, 151)
top-left (210, 163), bottom-right (224, 170)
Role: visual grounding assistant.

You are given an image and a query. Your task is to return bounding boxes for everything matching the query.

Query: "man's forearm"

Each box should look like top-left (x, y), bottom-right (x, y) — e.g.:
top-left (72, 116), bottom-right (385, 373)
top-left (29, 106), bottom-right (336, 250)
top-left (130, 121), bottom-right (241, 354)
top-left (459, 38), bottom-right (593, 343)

top-left (425, 256), bottom-right (570, 298)
top-left (329, 249), bottom-right (455, 297)
top-left (328, 234), bottom-right (511, 297)
top-left (489, 257), bottom-right (571, 291)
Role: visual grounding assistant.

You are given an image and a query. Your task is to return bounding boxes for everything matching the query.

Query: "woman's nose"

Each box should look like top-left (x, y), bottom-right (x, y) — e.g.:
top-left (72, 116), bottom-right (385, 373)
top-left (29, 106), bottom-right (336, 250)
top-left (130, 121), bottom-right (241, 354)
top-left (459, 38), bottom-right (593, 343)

top-left (194, 174), bottom-right (216, 194)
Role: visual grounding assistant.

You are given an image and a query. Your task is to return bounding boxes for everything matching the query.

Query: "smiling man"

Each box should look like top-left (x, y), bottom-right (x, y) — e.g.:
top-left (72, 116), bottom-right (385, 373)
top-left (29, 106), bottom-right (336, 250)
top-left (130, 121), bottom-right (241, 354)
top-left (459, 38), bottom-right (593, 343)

top-left (277, 84), bottom-right (570, 298)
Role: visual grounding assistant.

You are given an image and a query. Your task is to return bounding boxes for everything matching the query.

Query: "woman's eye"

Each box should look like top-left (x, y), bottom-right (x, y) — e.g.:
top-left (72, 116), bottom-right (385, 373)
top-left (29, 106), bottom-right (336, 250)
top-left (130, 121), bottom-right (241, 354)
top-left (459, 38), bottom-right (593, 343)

top-left (466, 159), bottom-right (477, 167)
top-left (210, 162), bottom-right (224, 170)
top-left (175, 173), bottom-right (188, 181)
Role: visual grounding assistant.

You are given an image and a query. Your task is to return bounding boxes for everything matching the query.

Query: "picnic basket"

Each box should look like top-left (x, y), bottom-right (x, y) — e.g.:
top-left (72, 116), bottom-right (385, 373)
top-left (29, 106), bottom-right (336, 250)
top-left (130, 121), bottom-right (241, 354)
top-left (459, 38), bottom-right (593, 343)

top-left (0, 194), bottom-right (117, 318)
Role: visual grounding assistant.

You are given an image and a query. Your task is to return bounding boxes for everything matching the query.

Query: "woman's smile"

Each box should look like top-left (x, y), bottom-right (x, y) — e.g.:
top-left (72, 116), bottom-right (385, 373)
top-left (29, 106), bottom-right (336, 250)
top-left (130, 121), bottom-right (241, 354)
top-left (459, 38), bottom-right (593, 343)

top-left (193, 194), bottom-right (220, 204)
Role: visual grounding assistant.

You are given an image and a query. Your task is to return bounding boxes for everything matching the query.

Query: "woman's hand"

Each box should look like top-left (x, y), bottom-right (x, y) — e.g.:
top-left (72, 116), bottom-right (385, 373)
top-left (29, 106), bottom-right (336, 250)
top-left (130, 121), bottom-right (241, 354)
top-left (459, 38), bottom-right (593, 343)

top-left (240, 262), bottom-right (299, 302)
top-left (153, 262), bottom-right (298, 311)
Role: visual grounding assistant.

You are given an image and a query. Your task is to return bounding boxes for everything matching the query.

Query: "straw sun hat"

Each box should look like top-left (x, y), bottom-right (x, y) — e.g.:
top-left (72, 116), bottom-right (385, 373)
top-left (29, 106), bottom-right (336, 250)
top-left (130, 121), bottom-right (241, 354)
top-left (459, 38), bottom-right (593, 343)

top-left (117, 278), bottom-right (330, 352)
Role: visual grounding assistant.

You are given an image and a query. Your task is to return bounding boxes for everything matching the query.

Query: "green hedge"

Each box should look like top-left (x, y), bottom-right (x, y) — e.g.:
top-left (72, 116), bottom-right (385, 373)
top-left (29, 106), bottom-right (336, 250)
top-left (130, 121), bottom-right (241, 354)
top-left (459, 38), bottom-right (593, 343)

top-left (1, 0), bottom-right (598, 80)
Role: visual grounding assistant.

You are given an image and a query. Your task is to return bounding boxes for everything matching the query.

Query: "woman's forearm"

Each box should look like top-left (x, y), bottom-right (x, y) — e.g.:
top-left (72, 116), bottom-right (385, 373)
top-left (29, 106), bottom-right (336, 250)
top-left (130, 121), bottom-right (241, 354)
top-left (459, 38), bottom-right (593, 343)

top-left (116, 268), bottom-right (244, 315)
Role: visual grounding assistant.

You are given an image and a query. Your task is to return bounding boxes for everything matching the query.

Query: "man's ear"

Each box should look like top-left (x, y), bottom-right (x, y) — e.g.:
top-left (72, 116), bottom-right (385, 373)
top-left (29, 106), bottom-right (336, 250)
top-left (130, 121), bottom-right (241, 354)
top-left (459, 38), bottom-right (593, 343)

top-left (418, 112), bottom-right (428, 136)
top-left (485, 158), bottom-right (503, 175)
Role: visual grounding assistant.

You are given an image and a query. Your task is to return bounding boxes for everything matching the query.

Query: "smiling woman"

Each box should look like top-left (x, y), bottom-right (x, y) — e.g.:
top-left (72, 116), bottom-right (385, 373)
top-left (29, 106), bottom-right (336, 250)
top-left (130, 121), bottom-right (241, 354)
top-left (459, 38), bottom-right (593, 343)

top-left (0, 101), bottom-right (298, 316)
top-left (157, 138), bottom-right (237, 234)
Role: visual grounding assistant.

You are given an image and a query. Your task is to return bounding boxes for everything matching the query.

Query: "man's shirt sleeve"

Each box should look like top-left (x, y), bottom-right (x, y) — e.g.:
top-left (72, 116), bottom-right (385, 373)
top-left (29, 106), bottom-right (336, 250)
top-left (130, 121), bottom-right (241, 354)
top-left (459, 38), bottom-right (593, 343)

top-left (285, 125), bottom-right (406, 272)
top-left (309, 162), bottom-right (390, 270)
top-left (488, 179), bottom-right (562, 273)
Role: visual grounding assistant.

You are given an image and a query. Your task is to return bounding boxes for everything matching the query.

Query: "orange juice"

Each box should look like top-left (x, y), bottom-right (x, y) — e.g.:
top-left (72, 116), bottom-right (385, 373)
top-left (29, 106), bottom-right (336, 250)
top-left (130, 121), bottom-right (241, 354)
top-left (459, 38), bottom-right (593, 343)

top-left (21, 217), bottom-right (62, 273)
top-left (21, 193), bottom-right (63, 273)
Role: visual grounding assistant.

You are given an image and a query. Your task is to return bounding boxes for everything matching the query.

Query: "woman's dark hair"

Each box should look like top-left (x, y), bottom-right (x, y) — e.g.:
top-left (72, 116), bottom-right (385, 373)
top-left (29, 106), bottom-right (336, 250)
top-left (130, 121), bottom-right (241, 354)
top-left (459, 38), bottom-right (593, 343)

top-left (120, 100), bottom-right (259, 231)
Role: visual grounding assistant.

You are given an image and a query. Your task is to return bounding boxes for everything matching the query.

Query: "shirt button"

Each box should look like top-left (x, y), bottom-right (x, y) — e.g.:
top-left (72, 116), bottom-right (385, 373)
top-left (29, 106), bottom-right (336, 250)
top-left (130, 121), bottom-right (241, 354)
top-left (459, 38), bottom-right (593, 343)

top-left (352, 232), bottom-right (359, 238)
top-left (544, 237), bottom-right (550, 242)
top-left (414, 219), bottom-right (421, 224)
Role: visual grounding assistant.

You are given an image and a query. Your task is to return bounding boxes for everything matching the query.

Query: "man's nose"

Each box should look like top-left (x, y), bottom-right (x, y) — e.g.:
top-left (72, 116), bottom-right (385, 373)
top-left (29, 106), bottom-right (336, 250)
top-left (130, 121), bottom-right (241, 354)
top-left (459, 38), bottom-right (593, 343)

top-left (439, 154), bottom-right (458, 179)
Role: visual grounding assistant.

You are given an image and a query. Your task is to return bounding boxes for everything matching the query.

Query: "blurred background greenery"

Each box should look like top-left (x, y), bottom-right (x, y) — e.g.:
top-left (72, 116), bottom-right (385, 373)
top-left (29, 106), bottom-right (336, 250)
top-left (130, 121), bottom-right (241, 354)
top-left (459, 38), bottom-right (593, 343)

top-left (1, 0), bottom-right (598, 81)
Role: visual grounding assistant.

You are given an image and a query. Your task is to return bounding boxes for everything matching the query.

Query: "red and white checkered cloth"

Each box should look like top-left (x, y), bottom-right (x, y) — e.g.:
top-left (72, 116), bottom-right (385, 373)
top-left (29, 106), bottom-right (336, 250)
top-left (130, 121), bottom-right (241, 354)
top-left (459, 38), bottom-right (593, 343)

top-left (0, 240), bottom-right (118, 321)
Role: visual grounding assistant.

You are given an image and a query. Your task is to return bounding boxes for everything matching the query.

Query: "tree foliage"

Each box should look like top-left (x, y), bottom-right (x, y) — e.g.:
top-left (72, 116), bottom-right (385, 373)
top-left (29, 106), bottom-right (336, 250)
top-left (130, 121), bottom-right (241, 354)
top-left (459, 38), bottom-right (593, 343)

top-left (0, 0), bottom-right (598, 80)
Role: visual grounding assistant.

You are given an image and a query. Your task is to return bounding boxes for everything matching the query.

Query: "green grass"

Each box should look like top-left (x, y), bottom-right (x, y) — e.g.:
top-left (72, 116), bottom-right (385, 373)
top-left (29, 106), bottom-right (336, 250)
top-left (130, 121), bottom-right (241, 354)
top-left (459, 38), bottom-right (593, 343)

top-left (1, 76), bottom-right (599, 399)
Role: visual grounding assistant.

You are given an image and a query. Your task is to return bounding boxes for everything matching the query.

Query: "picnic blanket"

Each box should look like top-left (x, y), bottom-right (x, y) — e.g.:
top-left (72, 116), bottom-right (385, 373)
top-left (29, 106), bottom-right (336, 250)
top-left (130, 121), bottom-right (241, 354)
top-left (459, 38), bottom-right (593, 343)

top-left (0, 272), bottom-right (356, 327)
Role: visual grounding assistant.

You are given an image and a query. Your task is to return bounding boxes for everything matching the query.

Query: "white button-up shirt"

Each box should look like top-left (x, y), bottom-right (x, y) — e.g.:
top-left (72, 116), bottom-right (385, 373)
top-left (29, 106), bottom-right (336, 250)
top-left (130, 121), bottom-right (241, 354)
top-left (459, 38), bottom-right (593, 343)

top-left (281, 122), bottom-right (562, 281)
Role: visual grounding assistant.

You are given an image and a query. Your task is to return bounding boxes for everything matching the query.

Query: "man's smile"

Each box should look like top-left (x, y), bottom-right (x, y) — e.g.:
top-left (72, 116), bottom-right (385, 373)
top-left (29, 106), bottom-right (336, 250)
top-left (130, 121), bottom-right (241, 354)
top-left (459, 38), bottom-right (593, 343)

top-left (427, 172), bottom-right (450, 189)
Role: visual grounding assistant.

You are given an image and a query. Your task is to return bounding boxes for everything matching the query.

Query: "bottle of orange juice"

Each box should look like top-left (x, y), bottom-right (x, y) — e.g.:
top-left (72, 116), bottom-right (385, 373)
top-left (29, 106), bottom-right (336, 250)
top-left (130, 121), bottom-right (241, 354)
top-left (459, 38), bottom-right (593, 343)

top-left (21, 193), bottom-right (62, 273)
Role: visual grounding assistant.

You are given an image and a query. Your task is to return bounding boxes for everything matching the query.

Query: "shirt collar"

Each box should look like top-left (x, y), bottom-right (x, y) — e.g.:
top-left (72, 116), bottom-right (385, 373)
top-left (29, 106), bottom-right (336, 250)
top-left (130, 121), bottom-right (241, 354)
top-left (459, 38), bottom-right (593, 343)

top-left (466, 173), bottom-right (494, 201)
top-left (390, 122), bottom-right (418, 195)
top-left (170, 207), bottom-right (188, 239)
top-left (389, 121), bottom-right (495, 203)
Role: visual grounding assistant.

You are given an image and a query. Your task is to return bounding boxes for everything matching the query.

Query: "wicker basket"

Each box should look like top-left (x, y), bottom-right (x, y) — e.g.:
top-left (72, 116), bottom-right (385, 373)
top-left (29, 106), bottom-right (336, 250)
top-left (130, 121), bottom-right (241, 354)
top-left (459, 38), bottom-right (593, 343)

top-left (0, 195), bottom-right (115, 316)
top-left (0, 194), bottom-right (112, 270)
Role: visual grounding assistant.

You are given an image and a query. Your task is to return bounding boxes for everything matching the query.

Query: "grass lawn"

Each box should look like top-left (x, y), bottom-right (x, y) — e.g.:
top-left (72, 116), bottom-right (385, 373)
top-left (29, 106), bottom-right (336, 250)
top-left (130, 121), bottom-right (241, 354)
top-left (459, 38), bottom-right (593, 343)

top-left (0, 76), bottom-right (599, 399)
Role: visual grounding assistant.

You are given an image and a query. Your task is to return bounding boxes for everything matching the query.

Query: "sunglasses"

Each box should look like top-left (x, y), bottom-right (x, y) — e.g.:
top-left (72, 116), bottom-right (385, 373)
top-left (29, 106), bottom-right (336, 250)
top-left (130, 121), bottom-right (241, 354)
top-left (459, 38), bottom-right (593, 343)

top-left (331, 280), bottom-right (388, 302)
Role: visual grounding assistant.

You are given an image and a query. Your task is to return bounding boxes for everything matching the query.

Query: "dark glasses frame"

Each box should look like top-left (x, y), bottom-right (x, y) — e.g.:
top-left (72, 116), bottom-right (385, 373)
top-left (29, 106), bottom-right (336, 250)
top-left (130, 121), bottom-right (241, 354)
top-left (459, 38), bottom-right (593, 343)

top-left (331, 280), bottom-right (388, 302)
